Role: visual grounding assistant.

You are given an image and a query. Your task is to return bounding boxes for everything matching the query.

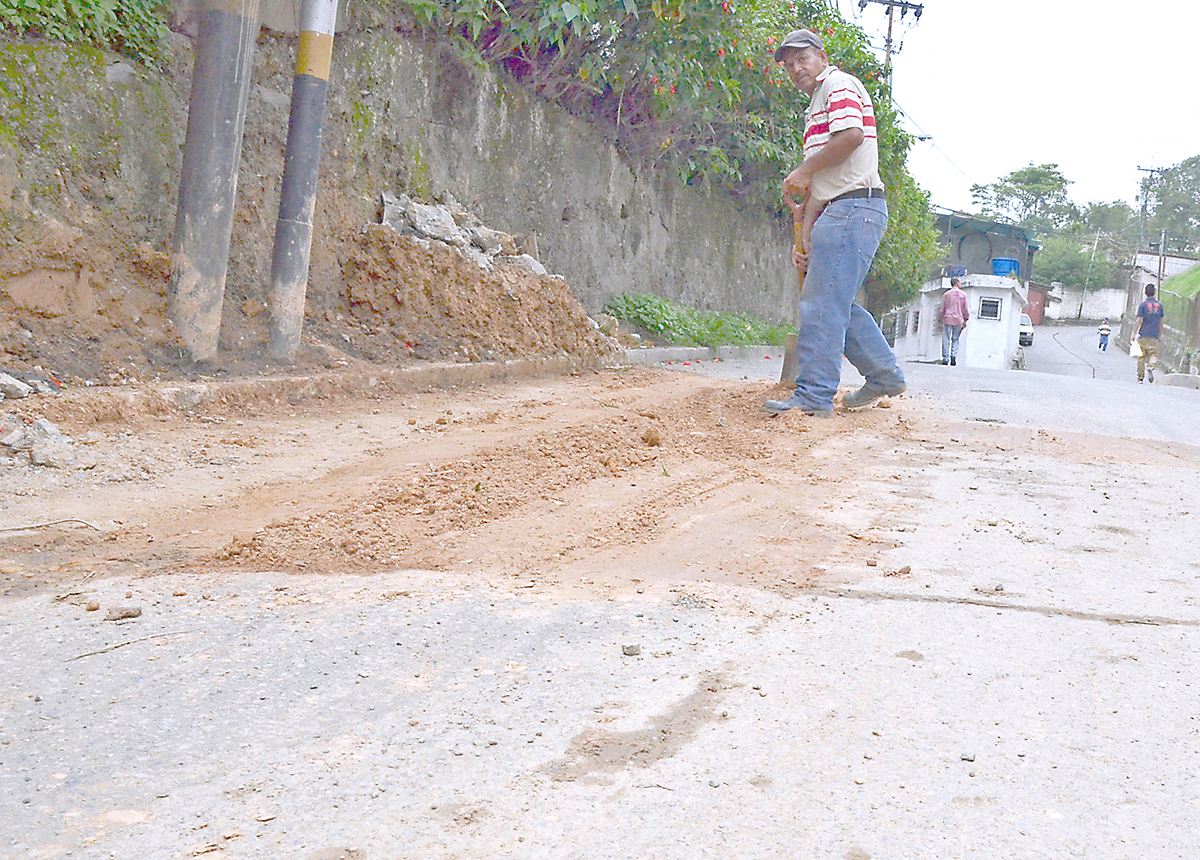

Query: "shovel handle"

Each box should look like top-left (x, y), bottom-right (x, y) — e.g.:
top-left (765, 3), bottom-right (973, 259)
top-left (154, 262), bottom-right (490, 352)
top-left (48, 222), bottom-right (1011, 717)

top-left (792, 210), bottom-right (805, 292)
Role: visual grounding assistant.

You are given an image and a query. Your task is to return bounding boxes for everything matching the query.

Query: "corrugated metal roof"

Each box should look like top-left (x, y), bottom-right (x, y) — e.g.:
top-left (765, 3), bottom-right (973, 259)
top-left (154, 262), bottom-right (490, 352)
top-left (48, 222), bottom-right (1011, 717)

top-left (935, 212), bottom-right (1042, 251)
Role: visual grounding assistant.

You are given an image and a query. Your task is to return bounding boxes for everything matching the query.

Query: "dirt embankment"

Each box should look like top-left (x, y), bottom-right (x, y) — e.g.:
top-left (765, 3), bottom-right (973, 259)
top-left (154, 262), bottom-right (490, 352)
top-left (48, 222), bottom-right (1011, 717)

top-left (1, 212), bottom-right (613, 387)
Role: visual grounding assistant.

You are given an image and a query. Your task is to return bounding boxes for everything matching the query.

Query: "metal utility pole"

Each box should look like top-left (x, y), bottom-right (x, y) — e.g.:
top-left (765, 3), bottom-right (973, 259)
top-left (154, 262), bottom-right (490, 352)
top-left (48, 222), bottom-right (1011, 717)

top-left (856, 0), bottom-right (923, 85)
top-left (1080, 228), bottom-right (1101, 319)
top-left (268, 0), bottom-right (340, 361)
top-left (1136, 165), bottom-right (1163, 255)
top-left (1157, 229), bottom-right (1167, 287)
top-left (170, 0), bottom-right (262, 363)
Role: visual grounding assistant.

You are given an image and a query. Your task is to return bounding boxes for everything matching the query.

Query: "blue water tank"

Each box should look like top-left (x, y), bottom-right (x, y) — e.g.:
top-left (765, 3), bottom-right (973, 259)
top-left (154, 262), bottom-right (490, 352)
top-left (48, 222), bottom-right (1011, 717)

top-left (992, 257), bottom-right (1020, 277)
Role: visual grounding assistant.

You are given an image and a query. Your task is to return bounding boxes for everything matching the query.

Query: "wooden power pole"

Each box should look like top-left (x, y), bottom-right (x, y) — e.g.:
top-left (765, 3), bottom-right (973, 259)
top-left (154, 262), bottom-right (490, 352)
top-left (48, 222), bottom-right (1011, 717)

top-left (855, 0), bottom-right (924, 85)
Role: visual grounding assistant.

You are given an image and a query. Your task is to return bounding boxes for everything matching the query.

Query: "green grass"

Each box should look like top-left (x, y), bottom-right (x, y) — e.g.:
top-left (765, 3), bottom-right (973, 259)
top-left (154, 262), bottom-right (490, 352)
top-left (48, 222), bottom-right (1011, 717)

top-left (1163, 262), bottom-right (1200, 299)
top-left (604, 293), bottom-right (794, 348)
top-left (1161, 262), bottom-right (1200, 331)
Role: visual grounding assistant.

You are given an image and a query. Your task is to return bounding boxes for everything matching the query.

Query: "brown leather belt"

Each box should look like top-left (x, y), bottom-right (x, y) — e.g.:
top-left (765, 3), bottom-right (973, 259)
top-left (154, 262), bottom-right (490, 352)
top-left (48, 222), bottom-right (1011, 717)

top-left (831, 187), bottom-right (886, 203)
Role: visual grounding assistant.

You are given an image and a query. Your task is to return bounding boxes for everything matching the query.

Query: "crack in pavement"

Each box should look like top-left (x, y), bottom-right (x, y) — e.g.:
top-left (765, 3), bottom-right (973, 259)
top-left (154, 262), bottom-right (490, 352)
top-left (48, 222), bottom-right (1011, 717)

top-left (807, 586), bottom-right (1198, 628)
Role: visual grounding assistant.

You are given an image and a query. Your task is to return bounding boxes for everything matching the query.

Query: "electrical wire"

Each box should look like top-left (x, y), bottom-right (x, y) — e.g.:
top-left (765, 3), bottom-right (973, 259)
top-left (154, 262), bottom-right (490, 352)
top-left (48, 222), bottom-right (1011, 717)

top-left (889, 96), bottom-right (978, 189)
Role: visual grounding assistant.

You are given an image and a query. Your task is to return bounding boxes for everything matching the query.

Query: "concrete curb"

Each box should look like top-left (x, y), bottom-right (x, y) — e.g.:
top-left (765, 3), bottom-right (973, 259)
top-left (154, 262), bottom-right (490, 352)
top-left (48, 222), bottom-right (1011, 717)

top-left (1159, 372), bottom-right (1200, 390)
top-left (26, 355), bottom-right (606, 422)
top-left (619, 344), bottom-right (784, 366)
top-left (11, 344), bottom-right (790, 424)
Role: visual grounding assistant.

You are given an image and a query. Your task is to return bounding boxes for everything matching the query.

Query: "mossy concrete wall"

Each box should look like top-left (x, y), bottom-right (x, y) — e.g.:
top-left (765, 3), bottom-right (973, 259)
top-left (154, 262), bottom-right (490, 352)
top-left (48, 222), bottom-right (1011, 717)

top-left (1, 31), bottom-right (796, 325)
top-left (0, 41), bottom-right (183, 245)
top-left (322, 33), bottom-right (795, 322)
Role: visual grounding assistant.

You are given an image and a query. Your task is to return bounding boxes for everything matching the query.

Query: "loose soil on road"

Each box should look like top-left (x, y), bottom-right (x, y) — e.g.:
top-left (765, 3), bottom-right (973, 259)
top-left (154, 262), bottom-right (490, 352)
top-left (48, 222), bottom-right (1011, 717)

top-left (5, 367), bottom-right (1192, 606)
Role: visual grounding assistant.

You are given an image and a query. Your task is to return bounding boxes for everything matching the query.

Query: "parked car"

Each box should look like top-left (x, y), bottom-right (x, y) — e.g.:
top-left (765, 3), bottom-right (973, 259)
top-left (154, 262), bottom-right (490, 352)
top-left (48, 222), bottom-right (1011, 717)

top-left (1018, 313), bottom-right (1034, 346)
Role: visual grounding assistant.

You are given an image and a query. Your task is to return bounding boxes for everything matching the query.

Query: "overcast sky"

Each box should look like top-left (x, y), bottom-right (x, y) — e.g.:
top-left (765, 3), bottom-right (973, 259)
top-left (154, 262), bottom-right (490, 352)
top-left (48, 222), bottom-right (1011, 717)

top-left (827, 0), bottom-right (1200, 213)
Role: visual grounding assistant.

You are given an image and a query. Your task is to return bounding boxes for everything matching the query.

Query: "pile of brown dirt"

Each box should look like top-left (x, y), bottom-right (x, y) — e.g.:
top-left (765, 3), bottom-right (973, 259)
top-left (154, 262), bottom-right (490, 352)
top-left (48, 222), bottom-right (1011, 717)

top-left (0, 218), bottom-right (182, 384)
top-left (1, 214), bottom-right (613, 386)
top-left (210, 380), bottom-right (783, 574)
top-left (338, 226), bottom-right (614, 363)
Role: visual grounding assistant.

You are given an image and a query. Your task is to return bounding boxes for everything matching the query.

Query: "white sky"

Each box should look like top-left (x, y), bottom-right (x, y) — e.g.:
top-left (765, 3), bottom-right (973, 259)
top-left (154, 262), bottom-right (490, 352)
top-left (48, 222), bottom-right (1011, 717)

top-left (828, 0), bottom-right (1200, 213)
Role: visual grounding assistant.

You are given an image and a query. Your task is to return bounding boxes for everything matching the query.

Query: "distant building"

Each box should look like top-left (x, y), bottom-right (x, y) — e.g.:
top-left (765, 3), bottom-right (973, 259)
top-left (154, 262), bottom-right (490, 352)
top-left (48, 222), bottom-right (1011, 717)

top-left (935, 212), bottom-right (1039, 280)
top-left (1130, 250), bottom-right (1199, 284)
top-left (1039, 280), bottom-right (1126, 322)
top-left (891, 275), bottom-right (1028, 370)
top-left (887, 213), bottom-right (1037, 370)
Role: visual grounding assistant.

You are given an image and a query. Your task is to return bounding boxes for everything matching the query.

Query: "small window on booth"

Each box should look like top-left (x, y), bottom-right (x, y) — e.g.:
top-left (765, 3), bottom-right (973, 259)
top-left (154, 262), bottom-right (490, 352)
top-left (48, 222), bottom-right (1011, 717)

top-left (979, 298), bottom-right (1002, 320)
top-left (911, 310), bottom-right (920, 334)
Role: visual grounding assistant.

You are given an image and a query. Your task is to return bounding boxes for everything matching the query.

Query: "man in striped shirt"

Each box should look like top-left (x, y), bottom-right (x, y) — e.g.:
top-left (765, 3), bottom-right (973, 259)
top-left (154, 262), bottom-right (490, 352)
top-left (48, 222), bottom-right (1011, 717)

top-left (764, 28), bottom-right (907, 417)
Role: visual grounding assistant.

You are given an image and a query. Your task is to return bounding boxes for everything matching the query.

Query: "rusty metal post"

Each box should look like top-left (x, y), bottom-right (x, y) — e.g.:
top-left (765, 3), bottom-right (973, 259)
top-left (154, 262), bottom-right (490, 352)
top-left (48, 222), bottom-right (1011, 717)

top-left (169, 0), bottom-right (261, 362)
top-left (268, 0), bottom-right (339, 361)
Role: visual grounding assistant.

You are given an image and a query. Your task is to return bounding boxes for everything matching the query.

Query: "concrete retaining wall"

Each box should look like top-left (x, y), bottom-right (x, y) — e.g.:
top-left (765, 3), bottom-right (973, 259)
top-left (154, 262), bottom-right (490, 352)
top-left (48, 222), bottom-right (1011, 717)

top-left (316, 32), bottom-right (795, 322)
top-left (2, 27), bottom-right (797, 328)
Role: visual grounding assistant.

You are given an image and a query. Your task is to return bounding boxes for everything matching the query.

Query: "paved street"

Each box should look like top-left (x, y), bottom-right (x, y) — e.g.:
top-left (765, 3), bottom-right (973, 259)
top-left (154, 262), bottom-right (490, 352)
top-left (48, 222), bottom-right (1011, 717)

top-left (659, 322), bottom-right (1200, 446)
top-left (3, 343), bottom-right (1199, 859)
top-left (1021, 322), bottom-right (1137, 381)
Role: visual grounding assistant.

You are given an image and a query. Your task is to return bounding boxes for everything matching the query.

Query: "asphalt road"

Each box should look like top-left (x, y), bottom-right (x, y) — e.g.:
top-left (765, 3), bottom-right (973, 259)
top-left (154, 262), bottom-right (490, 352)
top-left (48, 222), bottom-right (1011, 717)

top-left (3, 342), bottom-right (1199, 859)
top-left (658, 323), bottom-right (1200, 447)
top-left (1021, 322), bottom-right (1136, 381)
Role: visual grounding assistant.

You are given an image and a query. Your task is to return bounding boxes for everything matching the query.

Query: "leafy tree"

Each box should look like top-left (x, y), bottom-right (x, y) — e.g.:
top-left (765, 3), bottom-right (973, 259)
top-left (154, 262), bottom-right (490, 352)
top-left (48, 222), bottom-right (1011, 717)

top-left (1033, 234), bottom-right (1115, 292)
top-left (866, 168), bottom-right (939, 311)
top-left (1083, 200), bottom-right (1138, 241)
top-left (1146, 155), bottom-right (1200, 253)
top-left (970, 163), bottom-right (1080, 233)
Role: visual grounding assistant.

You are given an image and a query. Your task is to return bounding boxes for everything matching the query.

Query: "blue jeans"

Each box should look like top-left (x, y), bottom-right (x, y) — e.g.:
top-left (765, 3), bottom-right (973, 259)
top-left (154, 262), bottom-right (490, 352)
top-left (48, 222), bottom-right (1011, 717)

top-left (790, 197), bottom-right (904, 410)
top-left (941, 324), bottom-right (963, 362)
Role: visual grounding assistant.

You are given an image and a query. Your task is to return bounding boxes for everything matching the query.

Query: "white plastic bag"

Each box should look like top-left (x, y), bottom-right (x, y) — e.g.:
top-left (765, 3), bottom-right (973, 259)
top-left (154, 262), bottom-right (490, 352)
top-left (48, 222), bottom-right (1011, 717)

top-left (1130, 339), bottom-right (1143, 358)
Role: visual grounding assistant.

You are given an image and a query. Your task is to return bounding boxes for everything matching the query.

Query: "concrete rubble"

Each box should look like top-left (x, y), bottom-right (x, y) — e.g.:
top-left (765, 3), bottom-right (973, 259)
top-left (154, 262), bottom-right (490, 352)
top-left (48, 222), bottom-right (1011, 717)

top-left (0, 368), bottom-right (65, 399)
top-left (0, 372), bottom-right (32, 399)
top-left (380, 191), bottom-right (541, 275)
top-left (1, 413), bottom-right (77, 468)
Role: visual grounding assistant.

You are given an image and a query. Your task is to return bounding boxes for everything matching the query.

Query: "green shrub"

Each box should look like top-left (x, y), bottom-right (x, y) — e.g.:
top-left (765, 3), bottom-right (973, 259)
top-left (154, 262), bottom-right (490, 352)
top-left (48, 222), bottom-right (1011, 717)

top-left (0, 0), bottom-right (168, 65)
top-left (605, 292), bottom-right (793, 346)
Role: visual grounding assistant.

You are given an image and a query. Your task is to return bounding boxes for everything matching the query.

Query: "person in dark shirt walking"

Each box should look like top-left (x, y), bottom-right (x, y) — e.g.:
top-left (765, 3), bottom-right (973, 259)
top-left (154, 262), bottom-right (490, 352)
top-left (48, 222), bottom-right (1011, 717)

top-left (1135, 285), bottom-right (1165, 383)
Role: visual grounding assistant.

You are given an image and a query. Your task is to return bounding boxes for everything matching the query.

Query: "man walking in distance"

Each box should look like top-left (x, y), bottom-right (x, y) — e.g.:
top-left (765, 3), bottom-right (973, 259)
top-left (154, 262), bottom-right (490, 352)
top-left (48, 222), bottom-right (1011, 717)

top-left (1135, 284), bottom-right (1165, 383)
top-left (939, 277), bottom-right (969, 365)
top-left (763, 28), bottom-right (906, 416)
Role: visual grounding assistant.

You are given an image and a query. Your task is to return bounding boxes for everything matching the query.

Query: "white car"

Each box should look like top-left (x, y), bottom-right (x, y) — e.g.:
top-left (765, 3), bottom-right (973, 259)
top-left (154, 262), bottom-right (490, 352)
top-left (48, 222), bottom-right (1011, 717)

top-left (1018, 313), bottom-right (1034, 346)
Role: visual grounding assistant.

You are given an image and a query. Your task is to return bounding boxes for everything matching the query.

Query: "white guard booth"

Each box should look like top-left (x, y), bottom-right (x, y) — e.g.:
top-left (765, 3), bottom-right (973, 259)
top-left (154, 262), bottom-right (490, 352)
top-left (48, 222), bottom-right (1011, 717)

top-left (891, 275), bottom-right (1028, 370)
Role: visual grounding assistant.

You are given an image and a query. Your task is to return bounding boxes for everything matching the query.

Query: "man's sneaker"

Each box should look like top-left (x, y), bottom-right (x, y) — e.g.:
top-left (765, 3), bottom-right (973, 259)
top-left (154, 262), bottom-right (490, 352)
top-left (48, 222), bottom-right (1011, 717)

top-left (842, 382), bottom-right (906, 410)
top-left (1148, 367), bottom-right (1155, 383)
top-left (762, 394), bottom-right (834, 418)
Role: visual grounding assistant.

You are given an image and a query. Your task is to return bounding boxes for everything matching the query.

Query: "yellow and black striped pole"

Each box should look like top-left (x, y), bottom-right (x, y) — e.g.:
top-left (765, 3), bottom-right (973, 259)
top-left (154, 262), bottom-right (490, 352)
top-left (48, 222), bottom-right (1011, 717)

top-left (268, 0), bottom-right (338, 361)
top-left (169, 0), bottom-right (261, 362)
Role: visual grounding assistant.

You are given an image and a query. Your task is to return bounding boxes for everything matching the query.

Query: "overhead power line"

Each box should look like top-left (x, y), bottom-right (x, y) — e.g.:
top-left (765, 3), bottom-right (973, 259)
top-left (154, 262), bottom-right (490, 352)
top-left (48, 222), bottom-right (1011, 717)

top-left (854, 0), bottom-right (924, 76)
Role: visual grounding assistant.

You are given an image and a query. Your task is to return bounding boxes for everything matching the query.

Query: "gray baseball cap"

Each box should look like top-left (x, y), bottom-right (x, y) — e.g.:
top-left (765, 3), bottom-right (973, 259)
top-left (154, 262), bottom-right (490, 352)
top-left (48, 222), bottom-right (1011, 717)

top-left (774, 28), bottom-right (825, 61)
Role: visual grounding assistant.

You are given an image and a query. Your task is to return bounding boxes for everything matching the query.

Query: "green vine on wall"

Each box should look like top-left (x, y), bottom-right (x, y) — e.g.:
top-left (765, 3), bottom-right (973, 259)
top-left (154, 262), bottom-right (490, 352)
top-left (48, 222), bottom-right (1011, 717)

top-left (0, 0), bottom-right (167, 65)
top-left (377, 0), bottom-right (941, 308)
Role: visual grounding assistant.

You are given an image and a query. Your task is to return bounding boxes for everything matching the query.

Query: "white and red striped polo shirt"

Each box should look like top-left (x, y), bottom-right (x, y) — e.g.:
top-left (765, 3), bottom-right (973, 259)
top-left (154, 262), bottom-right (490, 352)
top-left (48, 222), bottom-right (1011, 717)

top-left (803, 65), bottom-right (883, 204)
